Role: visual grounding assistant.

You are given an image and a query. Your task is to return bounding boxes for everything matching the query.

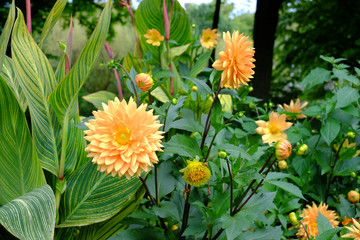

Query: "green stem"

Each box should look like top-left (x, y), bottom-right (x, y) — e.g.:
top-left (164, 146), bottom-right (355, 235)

top-left (117, 63), bottom-right (140, 105)
top-left (226, 159), bottom-right (233, 215)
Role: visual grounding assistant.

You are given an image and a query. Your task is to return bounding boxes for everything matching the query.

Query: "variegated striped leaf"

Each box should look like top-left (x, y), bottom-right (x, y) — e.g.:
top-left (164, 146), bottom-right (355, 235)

top-left (0, 74), bottom-right (45, 206)
top-left (11, 9), bottom-right (61, 176)
top-left (38, 0), bottom-right (67, 48)
top-left (57, 160), bottom-right (144, 227)
top-left (0, 56), bottom-right (27, 112)
top-left (48, 0), bottom-right (111, 123)
top-left (0, 0), bottom-right (15, 71)
top-left (0, 185), bottom-right (56, 240)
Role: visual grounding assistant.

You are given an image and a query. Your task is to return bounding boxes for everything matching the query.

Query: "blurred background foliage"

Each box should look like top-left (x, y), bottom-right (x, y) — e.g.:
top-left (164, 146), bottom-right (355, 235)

top-left (0, 0), bottom-right (359, 110)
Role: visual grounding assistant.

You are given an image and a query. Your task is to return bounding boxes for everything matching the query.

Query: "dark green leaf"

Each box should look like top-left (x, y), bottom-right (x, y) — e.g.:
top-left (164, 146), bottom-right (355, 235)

top-left (335, 86), bottom-right (360, 109)
top-left (189, 51), bottom-right (212, 78)
top-left (163, 134), bottom-right (202, 158)
top-left (301, 68), bottom-right (331, 91)
top-left (320, 118), bottom-right (340, 145)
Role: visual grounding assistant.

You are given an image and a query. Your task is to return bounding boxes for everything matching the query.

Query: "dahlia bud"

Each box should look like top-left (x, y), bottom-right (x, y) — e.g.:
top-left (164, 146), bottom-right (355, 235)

top-left (289, 212), bottom-right (298, 226)
top-left (297, 144), bottom-right (308, 155)
top-left (182, 160), bottom-right (211, 187)
top-left (135, 73), bottom-right (153, 91)
top-left (172, 224), bottom-right (179, 231)
top-left (248, 86), bottom-right (253, 92)
top-left (191, 86), bottom-right (198, 92)
top-left (278, 160), bottom-right (287, 169)
top-left (172, 98), bottom-right (177, 105)
top-left (218, 151), bottom-right (227, 159)
top-left (347, 131), bottom-right (356, 139)
top-left (348, 190), bottom-right (360, 203)
top-left (275, 139), bottom-right (292, 160)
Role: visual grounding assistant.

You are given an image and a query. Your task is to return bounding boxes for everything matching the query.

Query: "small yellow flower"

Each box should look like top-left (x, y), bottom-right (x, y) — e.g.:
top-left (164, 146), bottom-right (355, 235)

top-left (255, 112), bottom-right (293, 145)
top-left (144, 29), bottom-right (164, 46)
top-left (343, 219), bottom-right (360, 239)
top-left (296, 202), bottom-right (339, 240)
top-left (182, 160), bottom-right (211, 187)
top-left (275, 139), bottom-right (292, 160)
top-left (348, 190), bottom-right (360, 203)
top-left (279, 98), bottom-right (308, 119)
top-left (135, 73), bottom-right (153, 91)
top-left (200, 28), bottom-right (220, 50)
top-left (85, 98), bottom-right (164, 179)
top-left (212, 31), bottom-right (255, 89)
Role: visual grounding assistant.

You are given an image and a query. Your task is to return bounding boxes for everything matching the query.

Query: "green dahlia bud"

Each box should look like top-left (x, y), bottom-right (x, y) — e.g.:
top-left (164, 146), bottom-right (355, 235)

top-left (218, 151), bottom-right (227, 159)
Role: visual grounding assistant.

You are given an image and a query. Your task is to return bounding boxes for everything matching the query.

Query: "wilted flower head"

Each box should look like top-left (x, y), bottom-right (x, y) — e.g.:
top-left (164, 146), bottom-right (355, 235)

top-left (144, 29), bottom-right (164, 46)
top-left (275, 139), bottom-right (292, 160)
top-left (182, 159), bottom-right (211, 187)
top-left (200, 28), bottom-right (220, 49)
top-left (255, 112), bottom-right (293, 145)
top-left (343, 219), bottom-right (360, 239)
top-left (85, 98), bottom-right (163, 179)
top-left (135, 73), bottom-right (153, 91)
top-left (279, 98), bottom-right (308, 119)
top-left (297, 202), bottom-right (339, 240)
top-left (212, 31), bottom-right (255, 89)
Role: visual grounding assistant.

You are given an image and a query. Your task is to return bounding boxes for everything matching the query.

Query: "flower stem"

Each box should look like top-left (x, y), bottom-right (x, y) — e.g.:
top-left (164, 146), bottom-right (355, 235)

top-left (148, 91), bottom-right (152, 105)
top-left (104, 41), bottom-right (123, 100)
top-left (200, 82), bottom-right (221, 150)
top-left (154, 165), bottom-right (159, 204)
top-left (300, 220), bottom-right (310, 239)
top-left (180, 185), bottom-right (191, 237)
top-left (226, 159), bottom-right (233, 215)
top-left (25, 0), bottom-right (32, 34)
top-left (116, 63), bottom-right (140, 105)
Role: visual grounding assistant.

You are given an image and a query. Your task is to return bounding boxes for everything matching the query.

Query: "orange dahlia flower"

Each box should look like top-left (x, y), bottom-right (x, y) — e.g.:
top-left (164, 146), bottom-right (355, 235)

top-left (343, 219), bottom-right (360, 239)
top-left (200, 28), bottom-right (220, 50)
top-left (144, 29), bottom-right (164, 46)
top-left (212, 31), bottom-right (255, 89)
top-left (279, 98), bottom-right (308, 119)
top-left (85, 98), bottom-right (163, 179)
top-left (297, 202), bottom-right (339, 240)
top-left (255, 112), bottom-right (293, 145)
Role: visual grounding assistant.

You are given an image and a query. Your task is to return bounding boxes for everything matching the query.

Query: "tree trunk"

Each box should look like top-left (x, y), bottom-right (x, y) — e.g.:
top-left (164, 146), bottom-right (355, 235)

top-left (251, 0), bottom-right (283, 101)
top-left (209, 0), bottom-right (221, 67)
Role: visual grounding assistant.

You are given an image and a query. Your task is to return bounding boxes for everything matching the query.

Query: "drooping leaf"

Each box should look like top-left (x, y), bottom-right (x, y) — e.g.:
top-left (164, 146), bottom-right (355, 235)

top-left (48, 0), bottom-right (112, 123)
top-left (83, 91), bottom-right (117, 110)
top-left (301, 67), bottom-right (331, 91)
top-left (11, 9), bottom-right (60, 176)
top-left (0, 0), bottom-right (15, 70)
top-left (183, 76), bottom-right (212, 95)
top-left (38, 0), bottom-right (67, 48)
top-left (58, 160), bottom-right (144, 227)
top-left (0, 185), bottom-right (56, 240)
top-left (265, 180), bottom-right (305, 200)
top-left (163, 134), bottom-right (202, 158)
top-left (0, 76), bottom-right (45, 205)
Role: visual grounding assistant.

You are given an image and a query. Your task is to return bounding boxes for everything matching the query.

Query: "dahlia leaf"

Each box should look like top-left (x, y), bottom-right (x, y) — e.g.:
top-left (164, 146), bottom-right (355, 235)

top-left (147, 162), bottom-right (176, 200)
top-left (0, 0), bottom-right (15, 71)
top-left (38, 0), bottom-right (67, 49)
top-left (241, 226), bottom-right (283, 240)
top-left (301, 67), bottom-right (331, 91)
top-left (163, 134), bottom-right (202, 158)
top-left (335, 86), bottom-right (360, 109)
top-left (265, 180), bottom-right (305, 200)
top-left (317, 212), bottom-right (340, 238)
top-left (320, 118), bottom-right (340, 146)
top-left (57, 161), bottom-right (144, 227)
top-left (0, 185), bottom-right (56, 240)
top-left (0, 76), bottom-right (46, 205)
top-left (11, 9), bottom-right (60, 176)
top-left (48, 0), bottom-right (111, 123)
top-left (188, 51), bottom-right (212, 79)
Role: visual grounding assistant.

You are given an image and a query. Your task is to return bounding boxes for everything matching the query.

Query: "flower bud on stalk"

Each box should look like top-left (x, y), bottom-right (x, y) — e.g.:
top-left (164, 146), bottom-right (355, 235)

top-left (278, 160), bottom-right (287, 169)
top-left (275, 139), bottom-right (292, 160)
top-left (289, 212), bottom-right (298, 226)
top-left (135, 73), bottom-right (153, 91)
top-left (348, 190), bottom-right (360, 203)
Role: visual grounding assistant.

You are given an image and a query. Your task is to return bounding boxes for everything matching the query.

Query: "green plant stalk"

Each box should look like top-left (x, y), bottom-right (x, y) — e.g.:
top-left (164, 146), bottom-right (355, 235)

top-left (117, 63), bottom-right (140, 105)
top-left (180, 185), bottom-right (191, 237)
top-left (226, 159), bottom-right (233, 215)
top-left (325, 138), bottom-right (346, 201)
top-left (154, 164), bottom-right (159, 204)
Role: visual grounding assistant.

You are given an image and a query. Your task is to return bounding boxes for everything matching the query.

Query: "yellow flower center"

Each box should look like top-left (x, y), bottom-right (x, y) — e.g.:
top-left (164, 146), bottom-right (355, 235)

top-left (268, 124), bottom-right (280, 134)
top-left (188, 170), bottom-right (206, 182)
top-left (114, 127), bottom-right (131, 145)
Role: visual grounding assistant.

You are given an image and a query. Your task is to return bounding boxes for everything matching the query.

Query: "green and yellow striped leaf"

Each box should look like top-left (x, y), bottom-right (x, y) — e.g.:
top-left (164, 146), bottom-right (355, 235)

top-left (0, 76), bottom-right (45, 206)
top-left (58, 161), bottom-right (144, 227)
top-left (38, 0), bottom-right (67, 48)
top-left (0, 0), bottom-right (15, 70)
top-left (135, 0), bottom-right (192, 61)
top-left (11, 9), bottom-right (60, 176)
top-left (0, 56), bottom-right (27, 112)
top-left (0, 185), bottom-right (56, 240)
top-left (48, 0), bottom-right (111, 123)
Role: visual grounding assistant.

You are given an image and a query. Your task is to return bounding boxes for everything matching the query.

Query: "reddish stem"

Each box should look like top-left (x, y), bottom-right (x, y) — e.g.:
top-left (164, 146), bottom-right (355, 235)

top-left (25, 0), bottom-right (32, 34)
top-left (104, 41), bottom-right (124, 100)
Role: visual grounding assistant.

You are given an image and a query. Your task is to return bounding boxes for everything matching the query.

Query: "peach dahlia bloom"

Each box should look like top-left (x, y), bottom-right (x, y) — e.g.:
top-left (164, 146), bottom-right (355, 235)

top-left (279, 98), bottom-right (308, 119)
top-left (85, 98), bottom-right (163, 179)
top-left (343, 219), bottom-right (360, 239)
top-left (212, 31), bottom-right (255, 89)
top-left (144, 29), bottom-right (164, 46)
top-left (200, 28), bottom-right (220, 50)
top-left (297, 202), bottom-right (339, 240)
top-left (255, 112), bottom-right (293, 144)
